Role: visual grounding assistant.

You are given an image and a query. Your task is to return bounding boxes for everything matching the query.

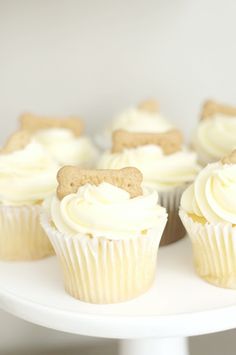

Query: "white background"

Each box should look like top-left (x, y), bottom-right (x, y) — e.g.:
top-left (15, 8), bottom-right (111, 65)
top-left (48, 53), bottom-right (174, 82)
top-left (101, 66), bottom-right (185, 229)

top-left (0, 0), bottom-right (236, 354)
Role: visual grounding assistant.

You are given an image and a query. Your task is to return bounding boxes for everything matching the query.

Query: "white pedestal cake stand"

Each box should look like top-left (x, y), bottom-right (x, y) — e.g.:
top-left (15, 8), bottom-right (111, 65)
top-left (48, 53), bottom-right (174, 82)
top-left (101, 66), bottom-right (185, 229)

top-left (0, 238), bottom-right (236, 355)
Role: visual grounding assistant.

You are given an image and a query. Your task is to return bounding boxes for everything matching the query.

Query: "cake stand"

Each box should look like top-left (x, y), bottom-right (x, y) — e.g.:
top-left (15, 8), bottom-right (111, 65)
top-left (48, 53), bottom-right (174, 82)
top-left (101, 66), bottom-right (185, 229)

top-left (0, 238), bottom-right (236, 355)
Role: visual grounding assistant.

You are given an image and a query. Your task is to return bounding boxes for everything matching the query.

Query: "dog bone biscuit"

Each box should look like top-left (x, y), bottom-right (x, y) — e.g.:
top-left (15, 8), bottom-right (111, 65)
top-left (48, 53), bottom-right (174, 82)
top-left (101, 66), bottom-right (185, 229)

top-left (20, 113), bottom-right (84, 136)
top-left (201, 100), bottom-right (236, 119)
top-left (138, 99), bottom-right (159, 113)
top-left (1, 130), bottom-right (31, 154)
top-left (57, 166), bottom-right (143, 200)
top-left (112, 129), bottom-right (183, 154)
top-left (221, 150), bottom-right (236, 164)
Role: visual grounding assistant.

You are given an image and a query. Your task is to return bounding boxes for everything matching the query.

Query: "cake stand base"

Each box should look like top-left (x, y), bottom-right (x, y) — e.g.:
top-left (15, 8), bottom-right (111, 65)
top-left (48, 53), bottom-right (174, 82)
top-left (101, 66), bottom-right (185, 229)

top-left (119, 337), bottom-right (189, 355)
top-left (1, 239), bottom-right (236, 344)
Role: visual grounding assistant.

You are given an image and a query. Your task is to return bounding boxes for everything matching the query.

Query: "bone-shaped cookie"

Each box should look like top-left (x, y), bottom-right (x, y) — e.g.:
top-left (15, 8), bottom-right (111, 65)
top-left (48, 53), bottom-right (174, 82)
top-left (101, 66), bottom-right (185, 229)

top-left (112, 129), bottom-right (183, 154)
top-left (1, 130), bottom-right (31, 154)
top-left (138, 99), bottom-right (159, 113)
top-left (201, 100), bottom-right (236, 119)
top-left (57, 166), bottom-right (143, 200)
top-left (20, 113), bottom-right (84, 136)
top-left (221, 149), bottom-right (236, 164)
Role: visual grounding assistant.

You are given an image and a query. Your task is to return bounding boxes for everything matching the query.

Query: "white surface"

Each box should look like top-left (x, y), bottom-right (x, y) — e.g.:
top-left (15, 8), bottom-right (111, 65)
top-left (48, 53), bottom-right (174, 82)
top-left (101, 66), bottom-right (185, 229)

top-left (120, 338), bottom-right (188, 355)
top-left (0, 238), bottom-right (236, 339)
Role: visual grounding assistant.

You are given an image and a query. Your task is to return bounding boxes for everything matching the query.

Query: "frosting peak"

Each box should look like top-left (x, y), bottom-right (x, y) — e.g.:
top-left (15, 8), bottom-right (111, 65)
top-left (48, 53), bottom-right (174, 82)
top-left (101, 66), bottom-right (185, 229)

top-left (193, 115), bottom-right (236, 163)
top-left (109, 107), bottom-right (173, 134)
top-left (0, 141), bottom-right (59, 205)
top-left (181, 161), bottom-right (236, 224)
top-left (49, 182), bottom-right (167, 239)
top-left (34, 128), bottom-right (98, 166)
top-left (98, 145), bottom-right (200, 191)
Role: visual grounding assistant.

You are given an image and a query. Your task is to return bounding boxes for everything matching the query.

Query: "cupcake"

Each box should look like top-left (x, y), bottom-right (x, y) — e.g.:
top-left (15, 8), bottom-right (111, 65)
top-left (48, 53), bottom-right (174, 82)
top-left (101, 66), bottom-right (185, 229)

top-left (41, 166), bottom-right (167, 304)
top-left (97, 129), bottom-right (200, 246)
top-left (20, 113), bottom-right (98, 167)
top-left (95, 99), bottom-right (174, 151)
top-left (179, 150), bottom-right (236, 288)
top-left (192, 100), bottom-right (236, 165)
top-left (0, 130), bottom-right (59, 260)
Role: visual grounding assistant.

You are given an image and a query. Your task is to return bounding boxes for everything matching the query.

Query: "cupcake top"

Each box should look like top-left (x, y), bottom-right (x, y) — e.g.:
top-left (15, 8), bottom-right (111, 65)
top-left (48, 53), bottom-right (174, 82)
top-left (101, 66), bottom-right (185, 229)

top-left (98, 130), bottom-right (200, 191)
top-left (192, 100), bottom-right (236, 164)
top-left (0, 131), bottom-right (59, 206)
top-left (108, 100), bottom-right (173, 134)
top-left (46, 166), bottom-right (167, 239)
top-left (181, 151), bottom-right (236, 224)
top-left (96, 100), bottom-right (174, 150)
top-left (33, 128), bottom-right (98, 167)
top-left (20, 113), bottom-right (98, 167)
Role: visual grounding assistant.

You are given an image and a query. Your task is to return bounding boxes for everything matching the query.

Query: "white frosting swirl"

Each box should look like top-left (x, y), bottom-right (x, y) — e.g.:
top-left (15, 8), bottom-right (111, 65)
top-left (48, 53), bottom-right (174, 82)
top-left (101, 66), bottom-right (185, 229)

top-left (181, 161), bottom-right (236, 224)
top-left (49, 182), bottom-right (167, 239)
top-left (0, 141), bottom-right (59, 205)
top-left (34, 128), bottom-right (98, 166)
top-left (96, 107), bottom-right (174, 151)
top-left (193, 115), bottom-right (236, 162)
top-left (108, 107), bottom-right (173, 134)
top-left (98, 145), bottom-right (200, 191)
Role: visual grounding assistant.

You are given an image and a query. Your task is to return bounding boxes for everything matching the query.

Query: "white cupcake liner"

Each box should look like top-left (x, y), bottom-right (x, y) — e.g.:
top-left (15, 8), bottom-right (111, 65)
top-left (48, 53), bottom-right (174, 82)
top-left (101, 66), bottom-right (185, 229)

top-left (0, 205), bottom-right (54, 260)
top-left (41, 213), bottom-right (167, 304)
top-left (179, 209), bottom-right (236, 288)
top-left (158, 185), bottom-right (187, 246)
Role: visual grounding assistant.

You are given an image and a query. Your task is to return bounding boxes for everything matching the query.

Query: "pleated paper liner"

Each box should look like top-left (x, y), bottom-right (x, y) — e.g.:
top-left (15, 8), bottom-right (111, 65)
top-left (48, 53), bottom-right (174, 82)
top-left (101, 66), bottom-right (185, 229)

top-left (180, 209), bottom-right (236, 289)
top-left (0, 205), bottom-right (54, 260)
top-left (41, 213), bottom-right (167, 304)
top-left (158, 185), bottom-right (187, 246)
